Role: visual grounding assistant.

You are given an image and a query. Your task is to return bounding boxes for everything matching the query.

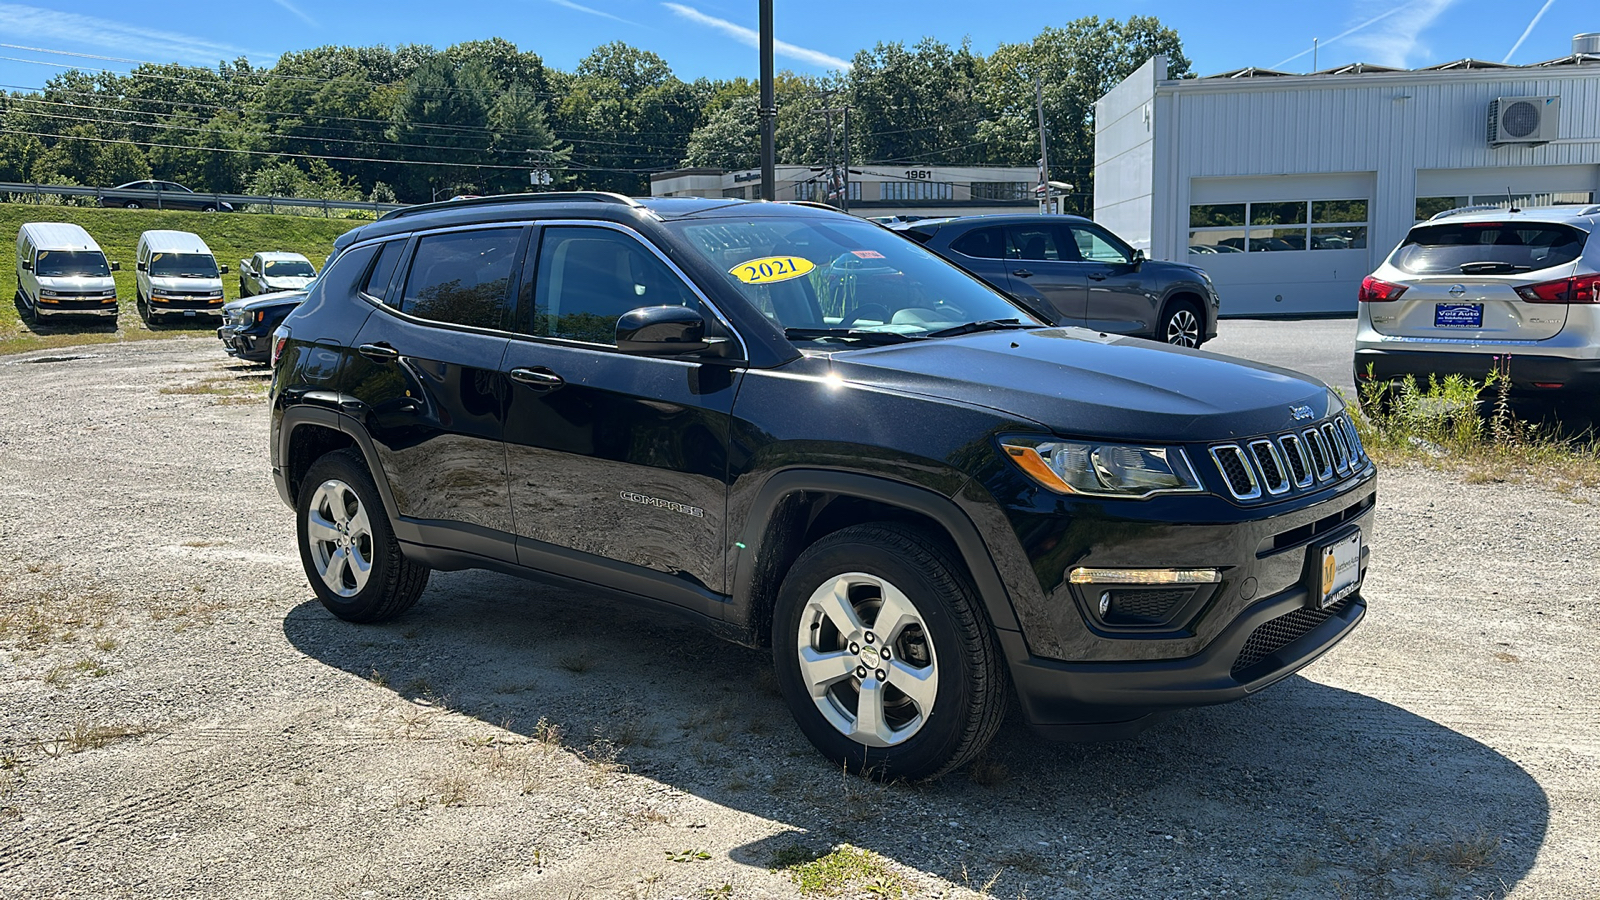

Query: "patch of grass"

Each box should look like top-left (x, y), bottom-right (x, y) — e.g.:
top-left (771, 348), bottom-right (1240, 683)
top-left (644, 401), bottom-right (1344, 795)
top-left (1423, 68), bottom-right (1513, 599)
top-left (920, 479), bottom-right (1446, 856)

top-left (1353, 364), bottom-right (1600, 491)
top-left (0, 583), bottom-right (118, 648)
top-left (1411, 831), bottom-right (1503, 874)
top-left (582, 737), bottom-right (628, 786)
top-left (45, 657), bottom-right (112, 684)
top-left (41, 720), bottom-right (149, 757)
top-left (0, 204), bottom-right (355, 357)
top-left (781, 844), bottom-right (904, 897)
top-left (665, 848), bottom-right (712, 863)
top-left (434, 770), bottom-right (472, 807)
top-left (93, 636), bottom-right (118, 652)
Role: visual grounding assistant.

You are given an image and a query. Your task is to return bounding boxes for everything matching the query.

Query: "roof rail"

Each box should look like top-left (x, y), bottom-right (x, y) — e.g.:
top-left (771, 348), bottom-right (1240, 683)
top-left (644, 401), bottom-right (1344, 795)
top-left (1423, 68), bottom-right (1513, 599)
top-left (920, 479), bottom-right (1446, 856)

top-left (1428, 204), bottom-right (1508, 221)
top-left (775, 200), bottom-right (846, 212)
top-left (378, 191), bottom-right (643, 222)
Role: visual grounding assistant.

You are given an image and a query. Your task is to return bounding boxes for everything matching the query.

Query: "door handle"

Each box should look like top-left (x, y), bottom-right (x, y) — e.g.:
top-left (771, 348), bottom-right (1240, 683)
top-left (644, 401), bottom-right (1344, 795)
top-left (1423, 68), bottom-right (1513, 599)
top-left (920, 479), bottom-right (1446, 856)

top-left (1088, 273), bottom-right (1108, 281)
top-left (357, 342), bottom-right (399, 362)
top-left (1011, 269), bottom-right (1034, 278)
top-left (509, 367), bottom-right (565, 391)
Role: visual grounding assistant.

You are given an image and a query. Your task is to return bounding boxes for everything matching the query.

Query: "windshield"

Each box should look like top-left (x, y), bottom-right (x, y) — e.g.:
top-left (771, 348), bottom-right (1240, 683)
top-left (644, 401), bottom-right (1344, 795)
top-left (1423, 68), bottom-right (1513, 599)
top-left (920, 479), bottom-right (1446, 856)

top-left (263, 259), bottom-right (315, 278)
top-left (665, 215), bottom-right (1041, 342)
top-left (34, 249), bottom-right (110, 278)
top-left (150, 252), bottom-right (219, 278)
top-left (1391, 222), bottom-right (1587, 275)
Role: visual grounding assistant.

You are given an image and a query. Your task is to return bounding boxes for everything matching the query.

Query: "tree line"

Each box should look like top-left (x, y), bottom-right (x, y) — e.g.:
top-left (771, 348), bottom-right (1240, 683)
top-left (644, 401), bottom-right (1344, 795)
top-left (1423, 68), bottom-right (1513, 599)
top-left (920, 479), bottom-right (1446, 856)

top-left (0, 16), bottom-right (1188, 209)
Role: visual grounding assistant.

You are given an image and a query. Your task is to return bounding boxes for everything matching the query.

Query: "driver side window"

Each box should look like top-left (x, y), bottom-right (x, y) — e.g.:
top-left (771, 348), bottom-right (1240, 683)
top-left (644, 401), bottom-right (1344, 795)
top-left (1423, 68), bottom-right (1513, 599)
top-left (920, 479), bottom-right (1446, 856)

top-left (530, 227), bottom-right (703, 345)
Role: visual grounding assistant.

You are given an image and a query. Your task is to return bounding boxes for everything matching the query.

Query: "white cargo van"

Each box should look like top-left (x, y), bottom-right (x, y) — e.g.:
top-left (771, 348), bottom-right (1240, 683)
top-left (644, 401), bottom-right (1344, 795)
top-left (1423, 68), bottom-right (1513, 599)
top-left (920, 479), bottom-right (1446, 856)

top-left (135, 230), bottom-right (228, 323)
top-left (14, 222), bottom-right (120, 321)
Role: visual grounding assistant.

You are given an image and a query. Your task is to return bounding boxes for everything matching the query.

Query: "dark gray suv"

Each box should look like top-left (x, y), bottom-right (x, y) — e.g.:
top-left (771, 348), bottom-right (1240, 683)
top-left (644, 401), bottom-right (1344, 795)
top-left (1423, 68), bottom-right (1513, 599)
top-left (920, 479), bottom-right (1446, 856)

top-left (898, 215), bottom-right (1220, 347)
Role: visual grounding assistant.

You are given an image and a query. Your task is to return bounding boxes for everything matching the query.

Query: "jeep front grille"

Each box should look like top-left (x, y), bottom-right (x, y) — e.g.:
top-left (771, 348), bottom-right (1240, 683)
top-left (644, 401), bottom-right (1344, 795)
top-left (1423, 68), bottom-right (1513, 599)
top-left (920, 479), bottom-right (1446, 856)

top-left (1209, 415), bottom-right (1365, 501)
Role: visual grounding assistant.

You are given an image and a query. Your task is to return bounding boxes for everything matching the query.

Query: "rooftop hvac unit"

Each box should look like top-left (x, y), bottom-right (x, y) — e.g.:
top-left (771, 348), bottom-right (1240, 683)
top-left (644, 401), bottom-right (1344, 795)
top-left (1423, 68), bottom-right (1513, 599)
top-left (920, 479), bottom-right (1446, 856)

top-left (1488, 96), bottom-right (1559, 145)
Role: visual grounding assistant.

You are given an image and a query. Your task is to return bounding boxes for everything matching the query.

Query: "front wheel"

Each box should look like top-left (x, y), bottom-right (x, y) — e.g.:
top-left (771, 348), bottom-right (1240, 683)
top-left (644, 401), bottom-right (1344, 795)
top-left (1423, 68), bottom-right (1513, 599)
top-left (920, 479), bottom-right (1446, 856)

top-left (1160, 300), bottom-right (1203, 348)
top-left (124, 201), bottom-right (141, 209)
top-left (771, 524), bottom-right (1007, 781)
top-left (296, 449), bottom-right (429, 623)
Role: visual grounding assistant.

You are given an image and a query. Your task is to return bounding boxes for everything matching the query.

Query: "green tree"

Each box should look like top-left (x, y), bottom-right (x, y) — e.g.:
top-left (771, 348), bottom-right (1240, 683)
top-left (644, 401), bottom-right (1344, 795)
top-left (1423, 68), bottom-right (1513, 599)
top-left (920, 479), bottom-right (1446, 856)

top-left (845, 38), bottom-right (983, 164)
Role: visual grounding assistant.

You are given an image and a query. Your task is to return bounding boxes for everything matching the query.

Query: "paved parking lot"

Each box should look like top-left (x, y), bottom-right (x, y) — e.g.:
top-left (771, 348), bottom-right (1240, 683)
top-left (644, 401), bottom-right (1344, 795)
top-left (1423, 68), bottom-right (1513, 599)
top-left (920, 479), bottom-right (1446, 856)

top-left (0, 336), bottom-right (1596, 899)
top-left (1206, 316), bottom-right (1360, 399)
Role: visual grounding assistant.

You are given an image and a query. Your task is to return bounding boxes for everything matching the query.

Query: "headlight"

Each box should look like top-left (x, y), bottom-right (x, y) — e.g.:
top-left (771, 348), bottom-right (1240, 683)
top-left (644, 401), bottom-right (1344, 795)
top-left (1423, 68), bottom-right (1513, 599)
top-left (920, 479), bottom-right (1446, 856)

top-left (1000, 437), bottom-right (1204, 498)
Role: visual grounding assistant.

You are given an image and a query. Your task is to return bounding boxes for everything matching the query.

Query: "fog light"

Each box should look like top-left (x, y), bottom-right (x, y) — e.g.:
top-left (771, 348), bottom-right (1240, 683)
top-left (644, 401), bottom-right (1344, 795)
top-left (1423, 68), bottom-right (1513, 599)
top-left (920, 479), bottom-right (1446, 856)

top-left (1069, 567), bottom-right (1221, 585)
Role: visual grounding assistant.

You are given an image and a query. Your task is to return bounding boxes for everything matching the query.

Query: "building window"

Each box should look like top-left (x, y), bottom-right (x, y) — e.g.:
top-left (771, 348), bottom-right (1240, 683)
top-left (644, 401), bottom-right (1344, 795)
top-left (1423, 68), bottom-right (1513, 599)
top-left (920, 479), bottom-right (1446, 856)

top-left (722, 187), bottom-right (747, 199)
top-left (971, 182), bottom-right (1032, 201)
top-left (880, 181), bottom-right (954, 201)
top-left (794, 180), bottom-right (860, 202)
top-left (1416, 192), bottom-right (1594, 222)
top-left (1188, 200), bottom-right (1368, 253)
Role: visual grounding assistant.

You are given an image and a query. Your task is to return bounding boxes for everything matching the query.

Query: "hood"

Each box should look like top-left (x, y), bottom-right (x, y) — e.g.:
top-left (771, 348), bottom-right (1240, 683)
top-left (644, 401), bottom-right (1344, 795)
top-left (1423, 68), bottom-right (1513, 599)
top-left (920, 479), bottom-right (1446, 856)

top-left (36, 274), bottom-right (116, 291)
top-left (825, 327), bottom-right (1337, 444)
top-left (262, 275), bottom-right (315, 290)
top-left (223, 289), bottom-right (307, 314)
top-left (149, 274), bottom-right (222, 291)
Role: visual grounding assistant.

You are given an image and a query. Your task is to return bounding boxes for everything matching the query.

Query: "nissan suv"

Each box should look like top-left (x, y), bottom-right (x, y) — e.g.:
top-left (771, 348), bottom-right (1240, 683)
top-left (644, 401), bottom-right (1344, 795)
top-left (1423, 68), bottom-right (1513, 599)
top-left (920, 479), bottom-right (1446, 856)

top-left (895, 215), bottom-right (1220, 348)
top-left (269, 193), bottom-right (1374, 780)
top-left (1355, 204), bottom-right (1600, 406)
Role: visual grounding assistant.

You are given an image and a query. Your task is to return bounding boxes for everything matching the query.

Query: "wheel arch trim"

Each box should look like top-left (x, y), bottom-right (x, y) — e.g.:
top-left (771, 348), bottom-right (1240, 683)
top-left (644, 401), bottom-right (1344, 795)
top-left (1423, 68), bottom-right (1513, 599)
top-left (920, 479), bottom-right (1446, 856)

top-left (277, 403), bottom-right (402, 529)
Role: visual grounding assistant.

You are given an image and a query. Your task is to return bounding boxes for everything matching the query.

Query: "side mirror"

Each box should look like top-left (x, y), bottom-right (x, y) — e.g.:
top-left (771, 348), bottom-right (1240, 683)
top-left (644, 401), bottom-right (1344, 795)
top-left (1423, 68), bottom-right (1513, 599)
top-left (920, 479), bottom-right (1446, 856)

top-left (136, 261), bottom-right (146, 272)
top-left (1130, 249), bottom-right (1146, 269)
top-left (615, 306), bottom-right (710, 356)
top-left (20, 259), bottom-right (31, 272)
top-left (109, 261), bottom-right (121, 272)
top-left (218, 264), bottom-right (229, 275)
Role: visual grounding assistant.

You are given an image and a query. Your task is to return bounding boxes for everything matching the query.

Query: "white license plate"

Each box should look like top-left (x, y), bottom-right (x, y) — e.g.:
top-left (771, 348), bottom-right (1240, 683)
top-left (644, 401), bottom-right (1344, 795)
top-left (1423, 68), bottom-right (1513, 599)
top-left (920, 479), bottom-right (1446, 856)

top-left (1316, 532), bottom-right (1361, 609)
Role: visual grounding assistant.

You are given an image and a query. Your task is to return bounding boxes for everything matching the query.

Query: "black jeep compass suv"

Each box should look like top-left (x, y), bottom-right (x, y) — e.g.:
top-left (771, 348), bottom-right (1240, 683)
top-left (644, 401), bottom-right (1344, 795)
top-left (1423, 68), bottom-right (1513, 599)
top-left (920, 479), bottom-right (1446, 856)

top-left (270, 193), bottom-right (1374, 780)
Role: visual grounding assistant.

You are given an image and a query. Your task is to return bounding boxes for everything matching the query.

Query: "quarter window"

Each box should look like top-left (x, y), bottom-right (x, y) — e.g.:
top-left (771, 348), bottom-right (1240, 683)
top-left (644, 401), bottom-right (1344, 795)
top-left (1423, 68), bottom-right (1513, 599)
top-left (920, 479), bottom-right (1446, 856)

top-left (530, 227), bottom-right (702, 345)
top-left (400, 228), bottom-right (520, 330)
top-left (362, 240), bottom-right (405, 304)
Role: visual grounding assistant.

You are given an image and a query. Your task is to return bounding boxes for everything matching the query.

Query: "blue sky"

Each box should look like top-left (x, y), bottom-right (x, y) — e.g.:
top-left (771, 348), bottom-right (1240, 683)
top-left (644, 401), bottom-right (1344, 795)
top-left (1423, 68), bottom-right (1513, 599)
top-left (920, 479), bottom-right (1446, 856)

top-left (0, 0), bottom-right (1591, 92)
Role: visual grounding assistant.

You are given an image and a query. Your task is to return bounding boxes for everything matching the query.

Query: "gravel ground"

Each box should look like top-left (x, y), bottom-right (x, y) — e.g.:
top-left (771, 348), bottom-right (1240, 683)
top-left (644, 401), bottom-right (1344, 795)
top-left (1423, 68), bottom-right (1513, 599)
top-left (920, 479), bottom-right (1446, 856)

top-left (0, 337), bottom-right (1596, 899)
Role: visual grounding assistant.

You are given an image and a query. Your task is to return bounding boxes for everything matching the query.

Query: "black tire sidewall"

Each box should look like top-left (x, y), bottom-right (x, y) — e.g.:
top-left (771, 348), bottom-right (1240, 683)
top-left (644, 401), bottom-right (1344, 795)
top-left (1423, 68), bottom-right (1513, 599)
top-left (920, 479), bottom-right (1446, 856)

top-left (296, 450), bottom-right (403, 622)
top-left (772, 529), bottom-right (984, 780)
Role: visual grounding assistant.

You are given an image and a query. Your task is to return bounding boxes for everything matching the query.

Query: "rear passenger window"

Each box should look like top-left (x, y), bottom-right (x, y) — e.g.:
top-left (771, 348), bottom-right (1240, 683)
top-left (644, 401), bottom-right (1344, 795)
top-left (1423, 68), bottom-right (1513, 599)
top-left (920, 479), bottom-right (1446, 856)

top-left (530, 227), bottom-right (702, 345)
top-left (362, 240), bottom-right (405, 304)
top-left (1006, 226), bottom-right (1070, 262)
top-left (951, 227), bottom-right (1007, 259)
top-left (401, 228), bottom-right (521, 329)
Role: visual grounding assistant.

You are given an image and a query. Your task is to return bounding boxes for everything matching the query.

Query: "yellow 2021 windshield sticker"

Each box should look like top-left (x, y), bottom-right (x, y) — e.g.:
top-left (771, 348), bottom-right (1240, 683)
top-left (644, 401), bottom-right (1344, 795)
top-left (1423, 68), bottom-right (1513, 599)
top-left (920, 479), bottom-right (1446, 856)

top-left (730, 256), bottom-right (814, 285)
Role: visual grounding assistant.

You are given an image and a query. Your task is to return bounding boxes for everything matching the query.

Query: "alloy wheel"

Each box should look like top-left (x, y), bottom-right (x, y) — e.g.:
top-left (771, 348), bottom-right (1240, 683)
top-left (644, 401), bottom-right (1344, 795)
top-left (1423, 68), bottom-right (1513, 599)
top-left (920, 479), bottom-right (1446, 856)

top-left (1166, 308), bottom-right (1201, 347)
top-left (305, 479), bottom-right (374, 597)
top-left (796, 572), bottom-right (938, 747)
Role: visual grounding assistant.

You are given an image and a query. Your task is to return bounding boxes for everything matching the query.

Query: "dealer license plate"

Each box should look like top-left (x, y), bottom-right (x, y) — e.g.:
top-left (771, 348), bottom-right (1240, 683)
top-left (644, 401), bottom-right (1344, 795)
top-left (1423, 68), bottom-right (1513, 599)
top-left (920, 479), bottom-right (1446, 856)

top-left (1315, 531), bottom-right (1362, 609)
top-left (1434, 303), bottom-right (1482, 328)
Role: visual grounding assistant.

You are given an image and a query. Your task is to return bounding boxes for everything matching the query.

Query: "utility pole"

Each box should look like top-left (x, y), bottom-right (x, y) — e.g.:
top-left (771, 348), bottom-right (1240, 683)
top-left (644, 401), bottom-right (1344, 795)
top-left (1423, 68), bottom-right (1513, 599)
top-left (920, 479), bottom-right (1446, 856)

top-left (1313, 37), bottom-right (1319, 72)
top-left (841, 106), bottom-right (851, 213)
top-left (758, 0), bottom-right (776, 202)
top-left (1035, 79), bottom-right (1051, 214)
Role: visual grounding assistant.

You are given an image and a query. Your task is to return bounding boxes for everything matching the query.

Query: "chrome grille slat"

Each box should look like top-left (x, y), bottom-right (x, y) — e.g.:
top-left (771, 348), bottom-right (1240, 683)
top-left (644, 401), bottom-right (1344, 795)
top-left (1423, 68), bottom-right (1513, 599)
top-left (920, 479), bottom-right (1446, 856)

top-left (1211, 415), bottom-right (1365, 501)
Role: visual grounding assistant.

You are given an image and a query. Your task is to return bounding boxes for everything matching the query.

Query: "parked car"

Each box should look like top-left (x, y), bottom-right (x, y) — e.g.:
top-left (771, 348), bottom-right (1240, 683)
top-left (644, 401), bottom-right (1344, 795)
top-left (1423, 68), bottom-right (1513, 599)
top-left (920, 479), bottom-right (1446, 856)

top-left (238, 252), bottom-right (317, 297)
top-left (218, 289), bottom-right (307, 362)
top-left (270, 192), bottom-right (1372, 780)
top-left (14, 222), bottom-right (120, 322)
top-left (134, 230), bottom-right (228, 324)
top-left (98, 180), bottom-right (233, 213)
top-left (1354, 204), bottom-right (1600, 408)
top-left (895, 215), bottom-right (1220, 348)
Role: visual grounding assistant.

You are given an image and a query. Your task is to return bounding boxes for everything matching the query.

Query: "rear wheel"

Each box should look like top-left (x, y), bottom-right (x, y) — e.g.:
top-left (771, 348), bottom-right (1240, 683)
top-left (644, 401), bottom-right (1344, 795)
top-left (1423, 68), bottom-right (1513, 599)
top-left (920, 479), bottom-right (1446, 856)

top-left (123, 201), bottom-right (141, 209)
top-left (1160, 299), bottom-right (1203, 348)
top-left (297, 449), bottom-right (429, 623)
top-left (771, 523), bottom-right (1007, 781)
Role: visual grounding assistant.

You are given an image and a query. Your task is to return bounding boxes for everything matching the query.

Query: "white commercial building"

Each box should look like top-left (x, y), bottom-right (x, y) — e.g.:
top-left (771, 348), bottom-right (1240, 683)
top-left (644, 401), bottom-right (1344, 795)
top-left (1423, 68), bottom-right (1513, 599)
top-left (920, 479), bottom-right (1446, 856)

top-left (1094, 36), bottom-right (1600, 316)
top-left (650, 164), bottom-right (1044, 219)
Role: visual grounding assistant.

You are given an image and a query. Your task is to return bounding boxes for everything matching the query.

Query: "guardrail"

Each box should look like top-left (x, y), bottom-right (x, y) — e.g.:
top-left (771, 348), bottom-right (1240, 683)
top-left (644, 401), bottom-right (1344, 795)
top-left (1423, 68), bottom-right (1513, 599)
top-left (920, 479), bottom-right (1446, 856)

top-left (0, 182), bottom-right (411, 217)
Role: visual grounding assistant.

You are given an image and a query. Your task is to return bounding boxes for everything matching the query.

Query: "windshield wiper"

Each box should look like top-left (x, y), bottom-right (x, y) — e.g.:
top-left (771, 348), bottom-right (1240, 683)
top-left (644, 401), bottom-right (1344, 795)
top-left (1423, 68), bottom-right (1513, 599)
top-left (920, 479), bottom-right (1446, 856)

top-left (783, 327), bottom-right (921, 345)
top-left (1458, 261), bottom-right (1530, 274)
top-left (923, 319), bottom-right (1036, 339)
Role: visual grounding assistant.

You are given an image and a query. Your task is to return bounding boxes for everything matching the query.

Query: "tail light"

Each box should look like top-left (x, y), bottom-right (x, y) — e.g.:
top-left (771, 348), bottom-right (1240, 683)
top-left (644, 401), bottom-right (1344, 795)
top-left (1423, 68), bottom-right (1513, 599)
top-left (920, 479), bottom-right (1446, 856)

top-left (1515, 273), bottom-right (1600, 304)
top-left (1358, 275), bottom-right (1407, 302)
top-left (271, 326), bottom-right (290, 368)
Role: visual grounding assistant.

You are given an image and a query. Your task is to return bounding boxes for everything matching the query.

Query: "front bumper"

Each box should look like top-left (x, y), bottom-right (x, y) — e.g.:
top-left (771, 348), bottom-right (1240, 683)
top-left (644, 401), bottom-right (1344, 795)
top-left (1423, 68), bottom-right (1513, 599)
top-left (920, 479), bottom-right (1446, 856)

top-left (150, 297), bottom-right (225, 319)
top-left (218, 324), bottom-right (270, 360)
top-left (36, 297), bottom-right (118, 317)
top-left (1355, 346), bottom-right (1600, 394)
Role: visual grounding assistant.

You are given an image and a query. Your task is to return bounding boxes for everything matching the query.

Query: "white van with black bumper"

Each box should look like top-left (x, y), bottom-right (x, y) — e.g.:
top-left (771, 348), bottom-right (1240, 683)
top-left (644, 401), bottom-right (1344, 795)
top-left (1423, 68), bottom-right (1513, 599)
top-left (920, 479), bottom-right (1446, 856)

top-left (134, 230), bottom-right (228, 324)
top-left (14, 222), bottom-right (120, 322)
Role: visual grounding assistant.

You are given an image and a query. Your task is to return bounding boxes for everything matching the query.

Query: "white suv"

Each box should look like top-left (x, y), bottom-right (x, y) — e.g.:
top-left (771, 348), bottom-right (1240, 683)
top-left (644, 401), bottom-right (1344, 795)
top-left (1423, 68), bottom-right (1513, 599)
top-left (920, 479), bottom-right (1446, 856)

top-left (1354, 204), bottom-right (1600, 407)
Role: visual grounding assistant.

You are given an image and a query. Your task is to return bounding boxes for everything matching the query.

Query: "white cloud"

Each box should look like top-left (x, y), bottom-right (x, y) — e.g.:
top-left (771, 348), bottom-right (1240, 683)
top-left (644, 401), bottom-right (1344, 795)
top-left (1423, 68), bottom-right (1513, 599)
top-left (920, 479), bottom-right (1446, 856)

top-left (0, 3), bottom-right (257, 65)
top-left (1342, 0), bottom-right (1462, 68)
top-left (1270, 3), bottom-right (1412, 70)
top-left (548, 0), bottom-right (637, 26)
top-left (663, 3), bottom-right (852, 71)
top-left (269, 0), bottom-right (318, 29)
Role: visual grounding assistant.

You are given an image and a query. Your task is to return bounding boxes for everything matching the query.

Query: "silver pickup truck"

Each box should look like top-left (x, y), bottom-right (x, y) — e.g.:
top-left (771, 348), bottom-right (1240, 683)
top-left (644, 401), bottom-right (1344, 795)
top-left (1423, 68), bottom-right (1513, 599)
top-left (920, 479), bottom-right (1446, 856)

top-left (238, 251), bottom-right (317, 298)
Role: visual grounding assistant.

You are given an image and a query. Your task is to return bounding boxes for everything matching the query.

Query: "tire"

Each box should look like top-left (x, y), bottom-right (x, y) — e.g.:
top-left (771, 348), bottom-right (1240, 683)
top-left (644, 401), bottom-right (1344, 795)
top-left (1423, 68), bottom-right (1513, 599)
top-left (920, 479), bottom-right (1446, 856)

top-left (1159, 299), bottom-right (1203, 348)
top-left (201, 205), bottom-right (217, 213)
top-left (239, 278), bottom-right (250, 298)
top-left (124, 201), bottom-right (141, 209)
top-left (771, 523), bottom-right (1007, 781)
top-left (296, 448), bottom-right (429, 623)
top-left (136, 291), bottom-right (152, 327)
